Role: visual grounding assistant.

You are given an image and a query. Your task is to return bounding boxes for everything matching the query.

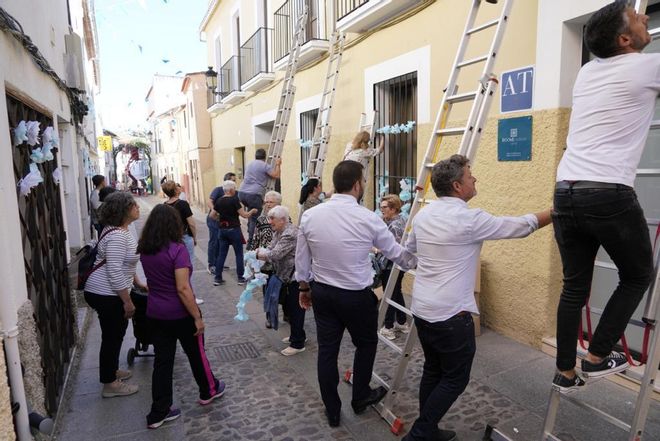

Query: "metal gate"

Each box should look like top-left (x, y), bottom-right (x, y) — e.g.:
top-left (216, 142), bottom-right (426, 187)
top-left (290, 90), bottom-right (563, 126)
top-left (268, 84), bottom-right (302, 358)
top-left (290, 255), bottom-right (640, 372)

top-left (7, 94), bottom-right (75, 414)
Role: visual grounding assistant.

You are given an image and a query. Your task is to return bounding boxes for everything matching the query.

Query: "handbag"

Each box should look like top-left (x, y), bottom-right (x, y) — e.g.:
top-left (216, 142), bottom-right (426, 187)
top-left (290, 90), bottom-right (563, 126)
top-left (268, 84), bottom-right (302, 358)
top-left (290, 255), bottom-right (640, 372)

top-left (370, 253), bottom-right (383, 289)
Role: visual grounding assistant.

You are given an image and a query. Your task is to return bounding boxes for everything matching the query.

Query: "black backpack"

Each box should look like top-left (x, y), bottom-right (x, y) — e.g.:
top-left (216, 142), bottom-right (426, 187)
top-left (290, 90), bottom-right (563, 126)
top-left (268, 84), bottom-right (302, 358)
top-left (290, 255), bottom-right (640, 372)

top-left (68, 228), bottom-right (118, 290)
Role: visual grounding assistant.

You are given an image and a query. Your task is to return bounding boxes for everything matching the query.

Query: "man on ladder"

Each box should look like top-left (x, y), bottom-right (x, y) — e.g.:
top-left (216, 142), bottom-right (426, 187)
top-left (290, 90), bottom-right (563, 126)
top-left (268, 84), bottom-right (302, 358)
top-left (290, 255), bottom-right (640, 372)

top-left (551, 1), bottom-right (657, 392)
top-left (402, 155), bottom-right (551, 441)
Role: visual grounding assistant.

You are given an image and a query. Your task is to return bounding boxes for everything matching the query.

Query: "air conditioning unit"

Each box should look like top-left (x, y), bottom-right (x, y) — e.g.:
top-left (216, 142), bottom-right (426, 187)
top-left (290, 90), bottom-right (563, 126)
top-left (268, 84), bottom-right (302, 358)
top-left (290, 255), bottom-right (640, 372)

top-left (64, 32), bottom-right (86, 90)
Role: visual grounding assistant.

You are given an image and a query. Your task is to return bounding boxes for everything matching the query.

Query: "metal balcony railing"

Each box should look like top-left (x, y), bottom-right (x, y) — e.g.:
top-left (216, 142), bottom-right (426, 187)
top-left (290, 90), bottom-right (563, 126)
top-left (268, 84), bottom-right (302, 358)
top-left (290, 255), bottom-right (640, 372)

top-left (274, 0), bottom-right (325, 63)
top-left (335, 0), bottom-right (369, 22)
top-left (240, 27), bottom-right (273, 85)
top-left (220, 55), bottom-right (241, 97)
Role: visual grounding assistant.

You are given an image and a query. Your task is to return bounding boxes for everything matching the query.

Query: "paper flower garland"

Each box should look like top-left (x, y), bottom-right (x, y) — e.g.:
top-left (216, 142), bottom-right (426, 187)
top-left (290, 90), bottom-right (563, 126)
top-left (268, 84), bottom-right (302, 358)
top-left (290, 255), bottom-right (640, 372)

top-left (299, 139), bottom-right (313, 149)
top-left (52, 167), bottom-right (62, 185)
top-left (377, 121), bottom-right (416, 135)
top-left (42, 126), bottom-right (59, 148)
top-left (301, 172), bottom-right (308, 185)
top-left (26, 121), bottom-right (40, 146)
top-left (17, 163), bottom-right (43, 196)
top-left (29, 147), bottom-right (45, 163)
top-left (13, 121), bottom-right (28, 146)
top-left (235, 251), bottom-right (268, 321)
top-left (399, 179), bottom-right (413, 221)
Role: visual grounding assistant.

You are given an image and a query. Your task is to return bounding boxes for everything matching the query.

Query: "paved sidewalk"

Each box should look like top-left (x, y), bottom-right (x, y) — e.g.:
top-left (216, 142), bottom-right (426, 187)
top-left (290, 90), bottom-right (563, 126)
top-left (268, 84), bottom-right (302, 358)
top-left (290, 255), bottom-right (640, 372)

top-left (53, 196), bottom-right (660, 440)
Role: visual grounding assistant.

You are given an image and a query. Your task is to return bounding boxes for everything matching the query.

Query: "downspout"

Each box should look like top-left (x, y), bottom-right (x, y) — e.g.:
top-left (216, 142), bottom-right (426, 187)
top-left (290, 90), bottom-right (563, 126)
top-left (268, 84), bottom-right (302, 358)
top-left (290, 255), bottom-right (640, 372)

top-left (1, 319), bottom-right (30, 440)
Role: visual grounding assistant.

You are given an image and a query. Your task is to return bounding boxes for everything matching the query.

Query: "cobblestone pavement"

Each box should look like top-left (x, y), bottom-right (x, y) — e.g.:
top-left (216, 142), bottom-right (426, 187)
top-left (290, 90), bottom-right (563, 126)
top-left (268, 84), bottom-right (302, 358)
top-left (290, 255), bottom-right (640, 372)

top-left (54, 196), bottom-right (660, 441)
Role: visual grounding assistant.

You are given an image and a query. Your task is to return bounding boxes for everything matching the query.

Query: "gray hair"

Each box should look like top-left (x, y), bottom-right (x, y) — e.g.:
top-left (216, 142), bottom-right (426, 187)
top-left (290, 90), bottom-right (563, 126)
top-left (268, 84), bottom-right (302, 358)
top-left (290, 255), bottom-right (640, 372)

top-left (264, 190), bottom-right (282, 204)
top-left (431, 154), bottom-right (470, 197)
top-left (98, 191), bottom-right (136, 226)
top-left (268, 205), bottom-right (289, 221)
top-left (222, 180), bottom-right (237, 192)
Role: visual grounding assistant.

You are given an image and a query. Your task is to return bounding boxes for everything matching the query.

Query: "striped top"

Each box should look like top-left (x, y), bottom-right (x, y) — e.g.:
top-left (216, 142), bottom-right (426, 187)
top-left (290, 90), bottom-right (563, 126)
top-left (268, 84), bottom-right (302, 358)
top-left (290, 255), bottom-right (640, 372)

top-left (84, 227), bottom-right (139, 296)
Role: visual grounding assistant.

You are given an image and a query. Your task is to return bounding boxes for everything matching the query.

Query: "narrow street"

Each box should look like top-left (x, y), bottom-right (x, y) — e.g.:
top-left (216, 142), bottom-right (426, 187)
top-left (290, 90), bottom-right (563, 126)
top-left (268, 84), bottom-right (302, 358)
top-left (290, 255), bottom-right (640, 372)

top-left (51, 196), bottom-right (660, 441)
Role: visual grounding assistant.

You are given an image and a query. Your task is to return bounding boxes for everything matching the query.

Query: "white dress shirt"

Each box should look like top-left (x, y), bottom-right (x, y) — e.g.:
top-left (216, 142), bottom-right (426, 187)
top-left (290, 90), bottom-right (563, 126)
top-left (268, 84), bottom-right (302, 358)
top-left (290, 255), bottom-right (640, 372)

top-left (295, 194), bottom-right (417, 290)
top-left (406, 197), bottom-right (538, 322)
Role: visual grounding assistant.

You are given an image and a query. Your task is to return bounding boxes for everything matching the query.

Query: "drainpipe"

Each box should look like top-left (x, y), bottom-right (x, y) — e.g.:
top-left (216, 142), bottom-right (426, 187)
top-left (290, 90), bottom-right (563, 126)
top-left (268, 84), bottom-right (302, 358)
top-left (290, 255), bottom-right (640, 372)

top-left (1, 323), bottom-right (31, 441)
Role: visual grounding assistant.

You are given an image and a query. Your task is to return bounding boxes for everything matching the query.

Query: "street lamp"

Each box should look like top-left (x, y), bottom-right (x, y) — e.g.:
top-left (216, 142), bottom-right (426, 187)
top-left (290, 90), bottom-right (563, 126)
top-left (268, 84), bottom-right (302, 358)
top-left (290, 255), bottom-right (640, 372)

top-left (205, 66), bottom-right (218, 92)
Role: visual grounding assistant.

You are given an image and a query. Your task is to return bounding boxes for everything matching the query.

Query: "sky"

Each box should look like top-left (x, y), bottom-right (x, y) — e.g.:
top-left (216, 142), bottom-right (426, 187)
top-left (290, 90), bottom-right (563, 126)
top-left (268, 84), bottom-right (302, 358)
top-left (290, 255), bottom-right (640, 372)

top-left (95, 0), bottom-right (209, 132)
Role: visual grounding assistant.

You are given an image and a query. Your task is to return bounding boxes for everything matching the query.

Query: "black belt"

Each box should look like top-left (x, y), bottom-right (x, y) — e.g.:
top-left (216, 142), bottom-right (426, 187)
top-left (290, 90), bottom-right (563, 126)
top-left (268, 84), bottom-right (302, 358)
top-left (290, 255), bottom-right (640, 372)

top-left (555, 180), bottom-right (631, 190)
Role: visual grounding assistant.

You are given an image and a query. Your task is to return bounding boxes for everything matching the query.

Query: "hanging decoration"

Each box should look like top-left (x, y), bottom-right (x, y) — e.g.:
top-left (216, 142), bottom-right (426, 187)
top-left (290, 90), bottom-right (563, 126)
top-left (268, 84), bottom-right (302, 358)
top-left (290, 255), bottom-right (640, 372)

top-left (17, 163), bottom-right (43, 196)
top-left (52, 167), bottom-right (62, 185)
top-left (299, 139), bottom-right (313, 149)
top-left (26, 120), bottom-right (40, 146)
top-left (377, 121), bottom-right (416, 135)
top-left (301, 171), bottom-right (308, 185)
top-left (235, 251), bottom-right (268, 321)
top-left (13, 120), bottom-right (28, 146)
top-left (42, 126), bottom-right (59, 148)
top-left (29, 147), bottom-right (46, 163)
top-left (399, 178), bottom-right (413, 221)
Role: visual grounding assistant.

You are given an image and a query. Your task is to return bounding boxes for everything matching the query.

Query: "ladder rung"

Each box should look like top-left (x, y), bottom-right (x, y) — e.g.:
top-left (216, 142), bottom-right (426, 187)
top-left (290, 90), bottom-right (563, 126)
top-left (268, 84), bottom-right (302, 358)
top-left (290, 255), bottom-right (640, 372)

top-left (467, 18), bottom-right (500, 35)
top-left (446, 91), bottom-right (477, 104)
top-left (457, 54), bottom-right (489, 68)
top-left (424, 162), bottom-right (435, 168)
top-left (378, 334), bottom-right (404, 355)
top-left (558, 390), bottom-right (632, 432)
top-left (436, 127), bottom-right (466, 136)
top-left (385, 298), bottom-right (413, 317)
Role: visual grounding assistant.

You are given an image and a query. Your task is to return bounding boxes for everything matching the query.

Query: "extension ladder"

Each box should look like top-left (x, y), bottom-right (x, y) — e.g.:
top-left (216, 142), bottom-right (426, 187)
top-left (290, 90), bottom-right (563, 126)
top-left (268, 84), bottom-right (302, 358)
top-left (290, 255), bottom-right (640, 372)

top-left (265, 5), bottom-right (308, 191)
top-left (357, 110), bottom-right (378, 135)
top-left (344, 0), bottom-right (515, 434)
top-left (304, 31), bottom-right (346, 181)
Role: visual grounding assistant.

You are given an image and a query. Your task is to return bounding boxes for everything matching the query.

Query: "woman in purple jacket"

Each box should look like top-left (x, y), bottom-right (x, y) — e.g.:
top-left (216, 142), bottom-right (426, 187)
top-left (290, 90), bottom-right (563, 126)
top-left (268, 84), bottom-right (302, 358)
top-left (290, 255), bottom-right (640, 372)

top-left (138, 204), bottom-right (225, 429)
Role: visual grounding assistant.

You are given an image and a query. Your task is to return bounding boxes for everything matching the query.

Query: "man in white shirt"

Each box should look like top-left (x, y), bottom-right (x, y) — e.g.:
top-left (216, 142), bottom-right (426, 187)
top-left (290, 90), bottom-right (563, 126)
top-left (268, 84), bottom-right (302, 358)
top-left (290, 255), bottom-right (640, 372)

top-left (295, 160), bottom-right (417, 428)
top-left (402, 155), bottom-right (551, 441)
top-left (552, 2), bottom-right (656, 392)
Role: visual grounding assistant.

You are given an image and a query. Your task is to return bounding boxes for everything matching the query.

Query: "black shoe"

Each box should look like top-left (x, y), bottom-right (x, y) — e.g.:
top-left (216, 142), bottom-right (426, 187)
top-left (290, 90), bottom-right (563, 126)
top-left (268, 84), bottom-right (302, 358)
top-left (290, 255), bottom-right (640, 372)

top-left (213, 279), bottom-right (225, 286)
top-left (265, 319), bottom-right (272, 329)
top-left (581, 352), bottom-right (629, 378)
top-left (552, 372), bottom-right (586, 393)
top-left (325, 410), bottom-right (340, 428)
top-left (351, 386), bottom-right (387, 414)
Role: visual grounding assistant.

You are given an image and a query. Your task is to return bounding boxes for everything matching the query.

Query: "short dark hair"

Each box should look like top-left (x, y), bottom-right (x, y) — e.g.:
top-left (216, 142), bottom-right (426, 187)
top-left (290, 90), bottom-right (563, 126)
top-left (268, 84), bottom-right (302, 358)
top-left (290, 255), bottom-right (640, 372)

top-left (255, 148), bottom-right (267, 160)
top-left (431, 154), bottom-right (470, 197)
top-left (161, 180), bottom-right (177, 197)
top-left (99, 186), bottom-right (116, 202)
top-left (98, 192), bottom-right (136, 226)
top-left (584, 0), bottom-right (629, 59)
top-left (137, 204), bottom-right (183, 255)
top-left (223, 172), bottom-right (236, 181)
top-left (92, 175), bottom-right (105, 188)
top-left (333, 161), bottom-right (363, 194)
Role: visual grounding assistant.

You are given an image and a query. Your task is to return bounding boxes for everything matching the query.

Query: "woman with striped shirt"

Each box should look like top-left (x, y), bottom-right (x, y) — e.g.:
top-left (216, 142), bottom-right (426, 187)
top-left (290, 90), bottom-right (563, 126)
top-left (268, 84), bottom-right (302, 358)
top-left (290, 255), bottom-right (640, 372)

top-left (84, 192), bottom-right (145, 398)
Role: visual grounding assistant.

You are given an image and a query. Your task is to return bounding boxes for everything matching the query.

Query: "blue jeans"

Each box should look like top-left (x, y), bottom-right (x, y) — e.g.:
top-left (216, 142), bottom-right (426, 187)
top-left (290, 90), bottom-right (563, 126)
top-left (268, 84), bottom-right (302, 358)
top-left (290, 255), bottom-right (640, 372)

top-left (553, 186), bottom-right (653, 371)
top-left (206, 215), bottom-right (219, 267)
top-left (182, 234), bottom-right (195, 262)
top-left (407, 314), bottom-right (476, 440)
top-left (238, 191), bottom-right (263, 244)
top-left (214, 227), bottom-right (244, 282)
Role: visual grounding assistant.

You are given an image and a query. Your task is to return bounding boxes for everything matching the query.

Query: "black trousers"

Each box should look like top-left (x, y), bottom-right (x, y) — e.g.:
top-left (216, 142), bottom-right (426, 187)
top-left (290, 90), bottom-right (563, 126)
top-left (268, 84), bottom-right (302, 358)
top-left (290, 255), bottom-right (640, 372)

top-left (84, 292), bottom-right (128, 384)
top-left (381, 268), bottom-right (406, 328)
top-left (283, 281), bottom-right (306, 349)
top-left (407, 314), bottom-right (476, 440)
top-left (311, 282), bottom-right (378, 417)
top-left (553, 187), bottom-right (653, 371)
top-left (147, 316), bottom-right (219, 425)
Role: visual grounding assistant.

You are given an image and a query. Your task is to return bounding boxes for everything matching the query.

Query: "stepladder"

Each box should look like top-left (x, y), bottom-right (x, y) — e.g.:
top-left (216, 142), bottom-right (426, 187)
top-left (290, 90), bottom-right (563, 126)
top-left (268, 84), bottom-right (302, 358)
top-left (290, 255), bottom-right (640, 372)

top-left (303, 31), bottom-right (346, 182)
top-left (265, 5), bottom-right (308, 192)
top-left (343, 0), bottom-right (515, 434)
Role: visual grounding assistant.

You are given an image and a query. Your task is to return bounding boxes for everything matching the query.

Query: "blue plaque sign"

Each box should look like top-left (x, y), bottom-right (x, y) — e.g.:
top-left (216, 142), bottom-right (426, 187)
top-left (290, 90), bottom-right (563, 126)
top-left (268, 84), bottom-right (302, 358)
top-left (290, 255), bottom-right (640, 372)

top-left (498, 116), bottom-right (532, 161)
top-left (500, 66), bottom-right (534, 113)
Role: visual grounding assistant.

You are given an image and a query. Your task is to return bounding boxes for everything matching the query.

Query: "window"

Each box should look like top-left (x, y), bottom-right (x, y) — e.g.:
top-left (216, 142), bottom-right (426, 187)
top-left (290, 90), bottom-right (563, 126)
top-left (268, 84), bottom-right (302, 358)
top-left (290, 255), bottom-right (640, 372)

top-left (299, 108), bottom-right (319, 177)
top-left (373, 71), bottom-right (417, 206)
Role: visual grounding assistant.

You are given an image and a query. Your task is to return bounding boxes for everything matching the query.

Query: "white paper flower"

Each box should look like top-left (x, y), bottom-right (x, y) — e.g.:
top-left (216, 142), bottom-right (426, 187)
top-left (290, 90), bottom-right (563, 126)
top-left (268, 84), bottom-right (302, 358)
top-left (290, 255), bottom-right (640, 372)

top-left (42, 142), bottom-right (54, 161)
top-left (52, 167), bottom-right (62, 185)
top-left (26, 121), bottom-right (40, 146)
top-left (13, 121), bottom-right (28, 146)
top-left (29, 148), bottom-right (45, 163)
top-left (17, 163), bottom-right (43, 196)
top-left (42, 126), bottom-right (59, 147)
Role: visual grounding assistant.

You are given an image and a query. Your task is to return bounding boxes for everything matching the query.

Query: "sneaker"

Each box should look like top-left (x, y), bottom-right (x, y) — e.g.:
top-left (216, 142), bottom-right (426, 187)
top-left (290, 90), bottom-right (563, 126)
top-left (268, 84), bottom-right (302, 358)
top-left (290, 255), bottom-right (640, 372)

top-left (195, 298), bottom-right (205, 305)
top-left (581, 352), bottom-right (629, 378)
top-left (281, 337), bottom-right (308, 344)
top-left (199, 380), bottom-right (226, 405)
top-left (237, 277), bottom-right (247, 285)
top-left (379, 327), bottom-right (396, 340)
top-left (116, 369), bottom-right (132, 381)
top-left (102, 380), bottom-right (139, 398)
top-left (394, 322), bottom-right (411, 334)
top-left (281, 346), bottom-right (306, 356)
top-left (147, 408), bottom-right (181, 429)
top-left (207, 265), bottom-right (216, 275)
top-left (552, 372), bottom-right (586, 393)
top-left (213, 279), bottom-right (225, 286)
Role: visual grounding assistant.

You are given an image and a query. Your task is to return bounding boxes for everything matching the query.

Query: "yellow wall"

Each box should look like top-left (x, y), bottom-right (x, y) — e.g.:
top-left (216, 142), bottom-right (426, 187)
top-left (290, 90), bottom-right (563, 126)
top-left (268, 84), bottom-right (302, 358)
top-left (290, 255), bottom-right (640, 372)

top-left (206, 0), bottom-right (571, 347)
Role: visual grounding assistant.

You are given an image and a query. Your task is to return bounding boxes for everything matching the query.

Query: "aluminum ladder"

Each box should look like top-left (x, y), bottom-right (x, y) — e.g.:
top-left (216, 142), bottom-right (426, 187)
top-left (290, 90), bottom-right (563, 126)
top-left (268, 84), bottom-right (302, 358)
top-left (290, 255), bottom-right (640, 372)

top-left (344, 0), bottom-right (515, 434)
top-left (304, 31), bottom-right (346, 181)
top-left (265, 5), bottom-right (308, 191)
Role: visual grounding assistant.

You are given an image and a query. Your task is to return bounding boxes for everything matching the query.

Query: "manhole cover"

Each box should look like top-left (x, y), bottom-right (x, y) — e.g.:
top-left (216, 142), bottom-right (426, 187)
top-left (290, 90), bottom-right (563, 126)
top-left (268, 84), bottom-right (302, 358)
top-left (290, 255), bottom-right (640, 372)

top-left (214, 342), bottom-right (260, 362)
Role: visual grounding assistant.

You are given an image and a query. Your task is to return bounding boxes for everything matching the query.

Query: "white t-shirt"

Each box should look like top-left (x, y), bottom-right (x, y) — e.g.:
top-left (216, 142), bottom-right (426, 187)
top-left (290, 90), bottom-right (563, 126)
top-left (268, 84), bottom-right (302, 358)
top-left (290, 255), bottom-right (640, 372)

top-left (556, 52), bottom-right (660, 187)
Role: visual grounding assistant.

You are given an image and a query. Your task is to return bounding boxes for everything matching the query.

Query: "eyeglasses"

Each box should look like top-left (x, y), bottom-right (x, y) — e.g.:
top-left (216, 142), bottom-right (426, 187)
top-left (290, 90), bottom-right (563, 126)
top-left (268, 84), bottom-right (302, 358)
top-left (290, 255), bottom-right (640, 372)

top-left (380, 205), bottom-right (389, 209)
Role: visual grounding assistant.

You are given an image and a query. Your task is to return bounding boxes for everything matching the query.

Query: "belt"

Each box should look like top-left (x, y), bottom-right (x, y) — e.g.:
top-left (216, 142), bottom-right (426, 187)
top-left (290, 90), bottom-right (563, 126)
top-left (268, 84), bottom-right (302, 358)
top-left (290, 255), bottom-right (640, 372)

top-left (555, 180), bottom-right (631, 190)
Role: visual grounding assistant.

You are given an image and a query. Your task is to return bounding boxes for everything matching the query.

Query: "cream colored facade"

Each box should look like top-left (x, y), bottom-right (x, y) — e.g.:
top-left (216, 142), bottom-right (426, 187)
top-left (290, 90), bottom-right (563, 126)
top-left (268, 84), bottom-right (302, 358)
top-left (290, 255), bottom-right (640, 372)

top-left (199, 0), bottom-right (657, 353)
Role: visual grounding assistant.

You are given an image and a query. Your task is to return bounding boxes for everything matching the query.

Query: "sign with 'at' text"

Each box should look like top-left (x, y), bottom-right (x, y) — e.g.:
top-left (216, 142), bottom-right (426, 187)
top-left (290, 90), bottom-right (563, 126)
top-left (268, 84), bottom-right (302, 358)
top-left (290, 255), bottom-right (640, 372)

top-left (500, 66), bottom-right (534, 113)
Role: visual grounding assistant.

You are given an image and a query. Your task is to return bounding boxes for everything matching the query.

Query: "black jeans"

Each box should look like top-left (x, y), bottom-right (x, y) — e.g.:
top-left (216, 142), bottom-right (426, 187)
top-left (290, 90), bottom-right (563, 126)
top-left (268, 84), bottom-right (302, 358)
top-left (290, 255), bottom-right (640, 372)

top-left (84, 292), bottom-right (129, 383)
top-left (381, 268), bottom-right (406, 328)
top-left (147, 316), bottom-right (219, 425)
top-left (311, 282), bottom-right (378, 417)
top-left (408, 314), bottom-right (476, 440)
top-left (283, 281), bottom-right (306, 349)
top-left (553, 187), bottom-right (653, 371)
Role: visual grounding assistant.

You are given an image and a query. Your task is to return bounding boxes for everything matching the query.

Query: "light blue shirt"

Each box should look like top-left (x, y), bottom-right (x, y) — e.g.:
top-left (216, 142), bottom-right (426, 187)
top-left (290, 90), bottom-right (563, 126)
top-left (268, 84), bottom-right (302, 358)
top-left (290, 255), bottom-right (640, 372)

top-left (240, 160), bottom-right (273, 195)
top-left (295, 194), bottom-right (417, 290)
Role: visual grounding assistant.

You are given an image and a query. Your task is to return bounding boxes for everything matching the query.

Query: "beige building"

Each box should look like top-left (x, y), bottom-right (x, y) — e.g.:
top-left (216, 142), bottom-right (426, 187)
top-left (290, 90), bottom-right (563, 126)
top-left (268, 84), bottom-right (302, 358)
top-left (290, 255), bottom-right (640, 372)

top-left (199, 0), bottom-right (659, 375)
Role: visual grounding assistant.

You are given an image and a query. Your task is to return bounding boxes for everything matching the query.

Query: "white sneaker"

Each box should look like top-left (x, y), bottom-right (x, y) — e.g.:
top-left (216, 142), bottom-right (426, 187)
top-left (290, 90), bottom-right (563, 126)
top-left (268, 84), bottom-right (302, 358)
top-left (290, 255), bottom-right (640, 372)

top-left (394, 322), bottom-right (411, 334)
top-left (102, 380), bottom-right (139, 398)
top-left (195, 298), bottom-right (205, 305)
top-left (281, 336), bottom-right (308, 344)
top-left (379, 327), bottom-right (396, 340)
top-left (281, 346), bottom-right (306, 356)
